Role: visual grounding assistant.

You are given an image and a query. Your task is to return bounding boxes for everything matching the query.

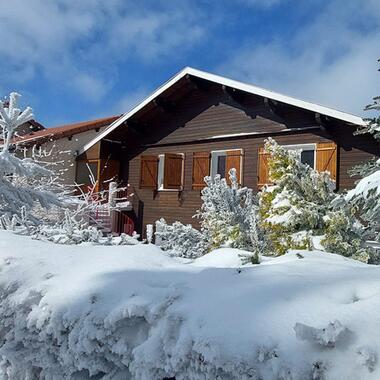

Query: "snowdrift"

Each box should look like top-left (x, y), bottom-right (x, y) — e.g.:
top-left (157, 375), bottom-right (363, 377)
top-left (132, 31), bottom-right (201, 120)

top-left (1, 231), bottom-right (380, 379)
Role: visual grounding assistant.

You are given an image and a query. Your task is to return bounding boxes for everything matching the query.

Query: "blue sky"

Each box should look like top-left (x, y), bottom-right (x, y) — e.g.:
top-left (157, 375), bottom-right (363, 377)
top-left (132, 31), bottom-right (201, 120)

top-left (1, 0), bottom-right (379, 127)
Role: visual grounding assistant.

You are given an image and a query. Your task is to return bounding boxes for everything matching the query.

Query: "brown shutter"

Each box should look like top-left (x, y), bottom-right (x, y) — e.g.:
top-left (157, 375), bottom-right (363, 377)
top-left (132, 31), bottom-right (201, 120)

top-left (257, 147), bottom-right (272, 189)
top-left (164, 153), bottom-right (184, 190)
top-left (316, 142), bottom-right (337, 181)
top-left (140, 155), bottom-right (158, 188)
top-left (192, 152), bottom-right (210, 189)
top-left (226, 149), bottom-right (243, 184)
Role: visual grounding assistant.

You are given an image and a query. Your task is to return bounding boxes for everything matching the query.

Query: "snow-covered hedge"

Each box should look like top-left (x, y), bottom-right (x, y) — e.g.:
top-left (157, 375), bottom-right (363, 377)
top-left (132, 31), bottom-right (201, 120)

top-left (1, 231), bottom-right (380, 379)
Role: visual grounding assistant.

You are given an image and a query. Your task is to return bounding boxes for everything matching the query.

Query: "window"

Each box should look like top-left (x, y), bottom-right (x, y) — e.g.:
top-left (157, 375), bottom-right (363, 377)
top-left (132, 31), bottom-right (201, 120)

top-left (257, 142), bottom-right (337, 189)
top-left (76, 160), bottom-right (99, 186)
top-left (210, 149), bottom-right (243, 183)
top-left (140, 153), bottom-right (184, 190)
top-left (211, 151), bottom-right (227, 178)
top-left (283, 144), bottom-right (316, 169)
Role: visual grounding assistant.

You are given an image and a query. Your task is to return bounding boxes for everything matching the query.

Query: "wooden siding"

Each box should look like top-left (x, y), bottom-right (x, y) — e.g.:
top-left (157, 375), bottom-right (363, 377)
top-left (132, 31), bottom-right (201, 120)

top-left (126, 132), bottom-right (377, 233)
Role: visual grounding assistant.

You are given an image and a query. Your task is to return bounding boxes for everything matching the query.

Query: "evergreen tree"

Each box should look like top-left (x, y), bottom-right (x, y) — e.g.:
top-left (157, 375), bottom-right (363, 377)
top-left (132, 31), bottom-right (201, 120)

top-left (259, 138), bottom-right (335, 256)
top-left (346, 61), bottom-right (380, 244)
top-left (196, 168), bottom-right (262, 251)
top-left (156, 169), bottom-right (265, 259)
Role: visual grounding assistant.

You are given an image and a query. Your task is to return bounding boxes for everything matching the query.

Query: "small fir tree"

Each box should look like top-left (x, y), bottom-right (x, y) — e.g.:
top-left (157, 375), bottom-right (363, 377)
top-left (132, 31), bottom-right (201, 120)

top-left (196, 168), bottom-right (262, 251)
top-left (346, 60), bottom-right (380, 244)
top-left (259, 138), bottom-right (335, 255)
top-left (156, 169), bottom-right (266, 260)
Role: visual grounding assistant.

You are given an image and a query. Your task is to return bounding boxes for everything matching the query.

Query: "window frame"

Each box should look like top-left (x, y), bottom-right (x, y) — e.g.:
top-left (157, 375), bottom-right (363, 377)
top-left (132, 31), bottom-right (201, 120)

top-left (210, 149), bottom-right (243, 180)
top-left (282, 143), bottom-right (317, 169)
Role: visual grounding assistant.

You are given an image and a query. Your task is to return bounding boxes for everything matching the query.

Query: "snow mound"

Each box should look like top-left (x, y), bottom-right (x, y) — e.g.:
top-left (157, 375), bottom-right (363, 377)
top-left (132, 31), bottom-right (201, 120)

top-left (192, 248), bottom-right (250, 268)
top-left (1, 231), bottom-right (380, 379)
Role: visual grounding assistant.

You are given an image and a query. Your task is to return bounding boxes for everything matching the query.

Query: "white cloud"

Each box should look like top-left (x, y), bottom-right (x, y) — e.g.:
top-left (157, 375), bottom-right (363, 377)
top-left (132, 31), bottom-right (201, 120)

top-left (72, 73), bottom-right (109, 103)
top-left (114, 88), bottom-right (150, 114)
top-left (0, 0), bottom-right (206, 102)
top-left (218, 0), bottom-right (380, 116)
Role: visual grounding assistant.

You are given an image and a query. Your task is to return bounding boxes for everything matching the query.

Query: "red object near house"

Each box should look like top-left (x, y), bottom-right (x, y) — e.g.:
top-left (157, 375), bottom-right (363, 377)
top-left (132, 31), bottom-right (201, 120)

top-left (122, 215), bottom-right (135, 235)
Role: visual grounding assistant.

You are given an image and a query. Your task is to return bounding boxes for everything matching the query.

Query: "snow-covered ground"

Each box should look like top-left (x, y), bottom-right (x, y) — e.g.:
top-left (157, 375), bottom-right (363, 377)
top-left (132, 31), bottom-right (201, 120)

top-left (1, 231), bottom-right (380, 379)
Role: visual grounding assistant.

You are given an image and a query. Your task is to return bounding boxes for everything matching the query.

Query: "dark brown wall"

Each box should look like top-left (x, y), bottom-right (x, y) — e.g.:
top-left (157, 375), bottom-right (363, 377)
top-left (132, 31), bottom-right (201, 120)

top-left (101, 84), bottom-right (379, 234)
top-left (127, 131), bottom-right (378, 232)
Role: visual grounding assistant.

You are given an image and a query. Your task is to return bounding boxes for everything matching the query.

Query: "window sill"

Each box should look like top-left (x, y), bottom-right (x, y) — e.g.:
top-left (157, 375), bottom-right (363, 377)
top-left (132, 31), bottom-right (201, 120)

top-left (157, 188), bottom-right (183, 192)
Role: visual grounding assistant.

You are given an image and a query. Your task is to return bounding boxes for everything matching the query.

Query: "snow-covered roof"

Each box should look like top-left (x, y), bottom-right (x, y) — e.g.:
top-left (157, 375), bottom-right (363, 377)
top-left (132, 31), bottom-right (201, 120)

top-left (80, 67), bottom-right (366, 154)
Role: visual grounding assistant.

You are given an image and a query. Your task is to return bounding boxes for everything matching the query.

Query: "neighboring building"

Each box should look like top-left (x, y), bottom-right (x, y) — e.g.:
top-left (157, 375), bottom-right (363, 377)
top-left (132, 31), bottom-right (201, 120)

top-left (14, 115), bottom-right (121, 189)
top-left (16, 119), bottom-right (45, 136)
top-left (75, 67), bottom-right (379, 235)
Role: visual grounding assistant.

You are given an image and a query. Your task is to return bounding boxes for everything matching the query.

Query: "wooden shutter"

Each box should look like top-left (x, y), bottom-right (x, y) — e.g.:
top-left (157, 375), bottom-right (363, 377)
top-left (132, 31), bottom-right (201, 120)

top-left (226, 149), bottom-right (243, 184)
top-left (192, 152), bottom-right (210, 189)
top-left (257, 147), bottom-right (272, 189)
top-left (163, 153), bottom-right (184, 190)
top-left (140, 155), bottom-right (158, 188)
top-left (316, 142), bottom-right (337, 181)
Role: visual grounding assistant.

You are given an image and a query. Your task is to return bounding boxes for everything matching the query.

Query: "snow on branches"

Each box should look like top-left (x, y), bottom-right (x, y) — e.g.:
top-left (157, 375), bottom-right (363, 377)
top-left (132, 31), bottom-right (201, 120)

top-left (259, 138), bottom-right (335, 256)
top-left (0, 93), bottom-right (60, 215)
top-left (156, 169), bottom-right (265, 262)
top-left (198, 168), bottom-right (264, 255)
top-left (347, 61), bottom-right (380, 243)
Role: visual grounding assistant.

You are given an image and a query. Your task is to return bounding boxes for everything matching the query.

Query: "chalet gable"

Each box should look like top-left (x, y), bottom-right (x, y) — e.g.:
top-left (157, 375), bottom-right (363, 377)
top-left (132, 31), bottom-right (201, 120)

top-left (79, 67), bottom-right (365, 154)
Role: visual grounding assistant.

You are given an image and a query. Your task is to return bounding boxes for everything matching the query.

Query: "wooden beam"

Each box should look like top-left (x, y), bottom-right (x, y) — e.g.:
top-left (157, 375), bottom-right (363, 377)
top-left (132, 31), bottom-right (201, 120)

top-left (185, 74), bottom-right (209, 91)
top-left (222, 85), bottom-right (245, 104)
top-left (153, 97), bottom-right (175, 113)
top-left (315, 113), bottom-right (328, 131)
top-left (264, 97), bottom-right (283, 118)
top-left (126, 120), bottom-right (149, 136)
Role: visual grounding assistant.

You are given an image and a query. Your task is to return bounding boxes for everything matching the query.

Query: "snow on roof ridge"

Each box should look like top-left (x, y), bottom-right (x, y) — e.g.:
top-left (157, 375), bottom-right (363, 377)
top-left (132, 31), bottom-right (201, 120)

top-left (80, 67), bottom-right (365, 154)
top-left (186, 67), bottom-right (364, 120)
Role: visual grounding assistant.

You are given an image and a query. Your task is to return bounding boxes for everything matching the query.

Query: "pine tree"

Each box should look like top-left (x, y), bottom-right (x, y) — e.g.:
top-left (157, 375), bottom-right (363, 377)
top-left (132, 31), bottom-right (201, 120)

top-left (344, 60), bottom-right (380, 245)
top-left (259, 138), bottom-right (335, 255)
top-left (155, 168), bottom-right (265, 259)
top-left (196, 168), bottom-right (262, 251)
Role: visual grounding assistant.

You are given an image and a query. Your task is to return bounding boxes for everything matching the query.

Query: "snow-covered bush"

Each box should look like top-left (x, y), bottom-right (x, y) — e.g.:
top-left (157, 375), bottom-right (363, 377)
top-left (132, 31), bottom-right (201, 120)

top-left (0, 93), bottom-right (60, 216)
top-left (155, 218), bottom-right (208, 258)
top-left (259, 138), bottom-right (335, 256)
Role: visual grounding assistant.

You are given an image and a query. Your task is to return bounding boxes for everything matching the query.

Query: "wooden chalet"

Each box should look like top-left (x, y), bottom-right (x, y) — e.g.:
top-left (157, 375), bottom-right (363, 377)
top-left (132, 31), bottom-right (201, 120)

top-left (77, 67), bottom-right (380, 235)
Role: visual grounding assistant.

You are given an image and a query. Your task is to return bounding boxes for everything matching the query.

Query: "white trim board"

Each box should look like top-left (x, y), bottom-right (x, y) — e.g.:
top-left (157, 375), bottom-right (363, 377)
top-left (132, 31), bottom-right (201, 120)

top-left (79, 67), bottom-right (365, 154)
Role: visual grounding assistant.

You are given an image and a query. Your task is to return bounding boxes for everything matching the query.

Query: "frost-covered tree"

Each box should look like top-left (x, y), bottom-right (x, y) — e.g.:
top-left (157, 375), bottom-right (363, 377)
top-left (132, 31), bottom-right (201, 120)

top-left (0, 93), bottom-right (59, 215)
top-left (346, 62), bottom-right (380, 243)
top-left (259, 138), bottom-right (336, 255)
top-left (156, 168), bottom-right (265, 260)
top-left (197, 168), bottom-right (265, 254)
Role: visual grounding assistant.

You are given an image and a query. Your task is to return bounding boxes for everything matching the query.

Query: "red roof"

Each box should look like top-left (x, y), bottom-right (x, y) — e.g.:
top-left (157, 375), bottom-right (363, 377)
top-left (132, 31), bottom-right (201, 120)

top-left (13, 115), bottom-right (121, 146)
